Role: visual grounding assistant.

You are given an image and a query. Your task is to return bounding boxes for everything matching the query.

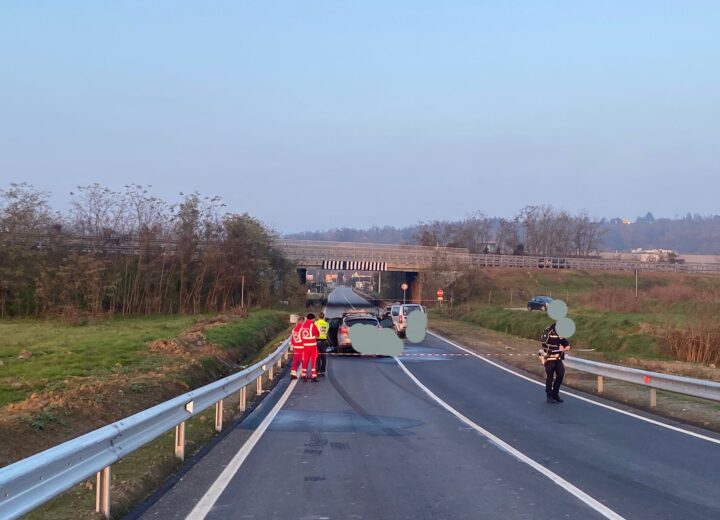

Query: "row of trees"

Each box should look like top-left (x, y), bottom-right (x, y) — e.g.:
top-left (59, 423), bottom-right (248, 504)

top-left (414, 206), bottom-right (605, 256)
top-left (291, 211), bottom-right (720, 255)
top-left (0, 183), bottom-right (300, 318)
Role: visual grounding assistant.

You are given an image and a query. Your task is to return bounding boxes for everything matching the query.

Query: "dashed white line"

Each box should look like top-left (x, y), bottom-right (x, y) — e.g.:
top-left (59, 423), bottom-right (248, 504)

top-left (394, 356), bottom-right (625, 520)
top-left (428, 330), bottom-right (720, 446)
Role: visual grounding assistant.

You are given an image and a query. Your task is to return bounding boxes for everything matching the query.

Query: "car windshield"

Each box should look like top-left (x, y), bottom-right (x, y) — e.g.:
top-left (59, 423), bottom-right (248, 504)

top-left (402, 305), bottom-right (422, 316)
top-left (346, 318), bottom-right (378, 327)
top-left (537, 297), bottom-right (552, 302)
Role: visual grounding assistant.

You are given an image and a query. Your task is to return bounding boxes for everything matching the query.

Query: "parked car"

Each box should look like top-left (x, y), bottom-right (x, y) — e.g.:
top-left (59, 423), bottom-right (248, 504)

top-left (527, 296), bottom-right (553, 311)
top-left (390, 303), bottom-right (426, 337)
top-left (329, 311), bottom-right (382, 353)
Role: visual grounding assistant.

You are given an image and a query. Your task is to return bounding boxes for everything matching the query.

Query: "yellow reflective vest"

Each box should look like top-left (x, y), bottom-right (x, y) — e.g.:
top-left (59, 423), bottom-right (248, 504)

top-left (315, 318), bottom-right (329, 340)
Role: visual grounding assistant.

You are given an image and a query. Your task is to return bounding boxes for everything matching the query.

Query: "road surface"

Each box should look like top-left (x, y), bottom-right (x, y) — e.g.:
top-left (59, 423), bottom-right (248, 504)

top-left (133, 288), bottom-right (720, 520)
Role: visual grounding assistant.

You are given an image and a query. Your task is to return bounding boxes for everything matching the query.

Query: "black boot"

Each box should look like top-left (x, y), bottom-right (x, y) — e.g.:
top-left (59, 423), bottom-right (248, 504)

top-left (553, 395), bottom-right (564, 403)
top-left (546, 395), bottom-right (556, 404)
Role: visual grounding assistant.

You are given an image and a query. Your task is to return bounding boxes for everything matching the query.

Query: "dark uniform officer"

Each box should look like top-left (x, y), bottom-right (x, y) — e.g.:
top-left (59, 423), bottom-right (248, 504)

top-left (315, 312), bottom-right (330, 376)
top-left (540, 323), bottom-right (571, 403)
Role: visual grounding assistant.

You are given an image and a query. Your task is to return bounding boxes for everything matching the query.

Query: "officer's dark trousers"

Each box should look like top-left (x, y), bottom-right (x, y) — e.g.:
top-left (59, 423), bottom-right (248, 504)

top-left (317, 339), bottom-right (328, 374)
top-left (545, 360), bottom-right (565, 397)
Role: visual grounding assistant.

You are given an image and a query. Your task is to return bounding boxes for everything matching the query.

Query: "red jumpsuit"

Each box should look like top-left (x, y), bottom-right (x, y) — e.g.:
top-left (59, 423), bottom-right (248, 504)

top-left (300, 320), bottom-right (320, 381)
top-left (290, 320), bottom-right (305, 379)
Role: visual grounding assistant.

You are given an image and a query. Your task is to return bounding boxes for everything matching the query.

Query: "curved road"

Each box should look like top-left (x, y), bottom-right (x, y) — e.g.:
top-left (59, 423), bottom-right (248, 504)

top-left (134, 288), bottom-right (720, 520)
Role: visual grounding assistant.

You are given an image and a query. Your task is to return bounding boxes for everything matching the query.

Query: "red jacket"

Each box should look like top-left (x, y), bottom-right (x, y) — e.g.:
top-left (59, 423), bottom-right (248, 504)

top-left (300, 320), bottom-right (320, 348)
top-left (291, 321), bottom-right (305, 348)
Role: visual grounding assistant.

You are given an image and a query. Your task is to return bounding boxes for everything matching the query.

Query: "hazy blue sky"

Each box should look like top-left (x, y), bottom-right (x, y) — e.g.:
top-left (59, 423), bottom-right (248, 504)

top-left (1, 1), bottom-right (718, 233)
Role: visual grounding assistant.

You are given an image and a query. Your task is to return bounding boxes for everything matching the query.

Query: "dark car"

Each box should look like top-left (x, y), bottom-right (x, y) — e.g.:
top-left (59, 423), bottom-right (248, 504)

top-left (527, 296), bottom-right (553, 311)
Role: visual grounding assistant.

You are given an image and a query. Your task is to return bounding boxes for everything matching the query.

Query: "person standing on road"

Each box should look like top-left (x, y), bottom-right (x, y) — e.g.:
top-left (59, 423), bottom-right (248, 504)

top-left (540, 323), bottom-right (572, 403)
top-left (300, 313), bottom-right (320, 382)
top-left (315, 312), bottom-right (330, 376)
top-left (290, 316), bottom-right (305, 380)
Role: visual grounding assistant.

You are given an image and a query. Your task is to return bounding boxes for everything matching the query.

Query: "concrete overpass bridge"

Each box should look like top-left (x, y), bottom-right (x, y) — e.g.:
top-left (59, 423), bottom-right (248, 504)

top-left (278, 240), bottom-right (471, 302)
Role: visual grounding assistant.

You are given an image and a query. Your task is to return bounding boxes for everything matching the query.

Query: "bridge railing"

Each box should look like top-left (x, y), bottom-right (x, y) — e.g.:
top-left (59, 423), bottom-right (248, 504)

top-left (0, 339), bottom-right (291, 520)
top-left (279, 240), bottom-right (471, 268)
top-left (468, 253), bottom-right (720, 274)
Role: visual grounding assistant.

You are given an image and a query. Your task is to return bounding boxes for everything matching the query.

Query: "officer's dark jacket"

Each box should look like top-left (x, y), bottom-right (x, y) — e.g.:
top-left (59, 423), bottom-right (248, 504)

top-left (540, 325), bottom-right (569, 361)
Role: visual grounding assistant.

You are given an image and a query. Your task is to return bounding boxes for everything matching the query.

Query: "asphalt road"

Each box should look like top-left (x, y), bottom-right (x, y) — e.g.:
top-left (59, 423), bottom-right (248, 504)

top-left (134, 288), bottom-right (720, 520)
top-left (323, 286), bottom-right (374, 318)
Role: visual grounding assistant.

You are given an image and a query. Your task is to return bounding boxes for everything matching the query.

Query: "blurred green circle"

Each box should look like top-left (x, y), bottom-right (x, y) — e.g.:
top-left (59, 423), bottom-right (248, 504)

top-left (556, 317), bottom-right (576, 338)
top-left (548, 300), bottom-right (568, 320)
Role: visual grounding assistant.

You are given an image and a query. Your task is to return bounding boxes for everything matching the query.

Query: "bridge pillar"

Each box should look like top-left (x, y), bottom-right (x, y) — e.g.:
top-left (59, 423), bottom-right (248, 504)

top-left (297, 268), bottom-right (307, 285)
top-left (405, 272), bottom-right (422, 304)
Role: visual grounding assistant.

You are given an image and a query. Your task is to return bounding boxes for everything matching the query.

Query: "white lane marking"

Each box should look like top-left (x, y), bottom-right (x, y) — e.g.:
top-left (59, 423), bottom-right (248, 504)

top-left (186, 379), bottom-right (298, 520)
top-left (428, 330), bottom-right (720, 446)
top-left (343, 294), bottom-right (358, 311)
top-left (394, 357), bottom-right (625, 520)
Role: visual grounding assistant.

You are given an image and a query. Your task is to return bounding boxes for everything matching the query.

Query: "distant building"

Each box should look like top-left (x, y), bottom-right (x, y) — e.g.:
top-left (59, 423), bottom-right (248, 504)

top-left (601, 248), bottom-right (679, 263)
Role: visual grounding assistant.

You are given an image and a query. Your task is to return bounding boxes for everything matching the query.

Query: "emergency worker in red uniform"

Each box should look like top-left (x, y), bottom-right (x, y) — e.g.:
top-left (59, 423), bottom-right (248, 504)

top-left (300, 313), bottom-right (320, 382)
top-left (290, 316), bottom-right (305, 380)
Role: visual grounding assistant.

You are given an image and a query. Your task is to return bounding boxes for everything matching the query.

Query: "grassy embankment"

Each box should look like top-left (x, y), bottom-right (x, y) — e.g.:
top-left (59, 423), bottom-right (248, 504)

top-left (438, 269), bottom-right (720, 363)
top-left (0, 310), bottom-right (291, 520)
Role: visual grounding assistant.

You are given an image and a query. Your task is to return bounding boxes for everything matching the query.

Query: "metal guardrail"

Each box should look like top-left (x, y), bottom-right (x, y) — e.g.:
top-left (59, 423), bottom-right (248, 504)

top-left (565, 356), bottom-right (720, 405)
top-left (0, 338), bottom-right (291, 520)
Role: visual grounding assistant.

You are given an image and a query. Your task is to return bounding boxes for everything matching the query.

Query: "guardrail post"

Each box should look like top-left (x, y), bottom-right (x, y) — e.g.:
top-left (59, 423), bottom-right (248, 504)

top-left (95, 466), bottom-right (111, 519)
top-left (215, 400), bottom-right (224, 432)
top-left (175, 422), bottom-right (186, 460)
top-left (650, 388), bottom-right (657, 408)
top-left (277, 357), bottom-right (283, 369)
top-left (239, 386), bottom-right (247, 412)
top-left (256, 374), bottom-right (263, 394)
top-left (597, 375), bottom-right (604, 394)
top-left (284, 350), bottom-right (289, 361)
top-left (269, 364), bottom-right (274, 380)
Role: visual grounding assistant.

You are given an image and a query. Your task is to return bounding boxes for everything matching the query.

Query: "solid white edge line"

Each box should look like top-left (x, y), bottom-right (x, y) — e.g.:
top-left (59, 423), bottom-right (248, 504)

top-left (427, 330), bottom-right (720, 446)
top-left (394, 356), bottom-right (625, 520)
top-left (185, 379), bottom-right (298, 520)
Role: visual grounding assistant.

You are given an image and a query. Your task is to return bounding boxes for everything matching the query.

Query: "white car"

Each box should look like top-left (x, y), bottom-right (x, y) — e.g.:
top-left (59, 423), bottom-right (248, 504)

top-left (332, 312), bottom-right (381, 353)
top-left (390, 303), bottom-right (425, 337)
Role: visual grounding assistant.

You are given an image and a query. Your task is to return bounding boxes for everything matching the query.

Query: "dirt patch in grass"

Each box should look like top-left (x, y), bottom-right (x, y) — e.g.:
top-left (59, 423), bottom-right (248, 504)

top-left (430, 316), bottom-right (720, 434)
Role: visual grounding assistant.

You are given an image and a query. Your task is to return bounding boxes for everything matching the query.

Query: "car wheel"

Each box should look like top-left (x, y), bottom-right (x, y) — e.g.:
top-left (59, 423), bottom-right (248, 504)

top-left (527, 305), bottom-right (532, 311)
top-left (541, 305), bottom-right (547, 311)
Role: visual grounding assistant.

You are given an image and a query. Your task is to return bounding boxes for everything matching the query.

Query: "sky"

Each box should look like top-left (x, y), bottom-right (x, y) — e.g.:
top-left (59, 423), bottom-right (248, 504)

top-left (1, 1), bottom-right (719, 234)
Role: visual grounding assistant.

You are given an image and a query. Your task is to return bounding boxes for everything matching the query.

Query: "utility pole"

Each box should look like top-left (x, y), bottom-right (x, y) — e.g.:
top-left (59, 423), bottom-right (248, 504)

top-left (241, 275), bottom-right (245, 308)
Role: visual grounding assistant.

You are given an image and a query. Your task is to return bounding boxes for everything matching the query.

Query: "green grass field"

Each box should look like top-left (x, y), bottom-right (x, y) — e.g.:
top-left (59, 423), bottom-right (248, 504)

top-left (437, 269), bottom-right (720, 363)
top-left (0, 315), bottom-right (200, 407)
top-left (0, 311), bottom-right (290, 408)
top-left (204, 311), bottom-right (288, 362)
top-left (454, 307), bottom-right (663, 360)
